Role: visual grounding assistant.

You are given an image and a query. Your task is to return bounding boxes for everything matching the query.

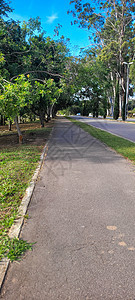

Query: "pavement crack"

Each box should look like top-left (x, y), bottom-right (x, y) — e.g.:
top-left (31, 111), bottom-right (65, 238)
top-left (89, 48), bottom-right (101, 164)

top-left (71, 245), bottom-right (87, 252)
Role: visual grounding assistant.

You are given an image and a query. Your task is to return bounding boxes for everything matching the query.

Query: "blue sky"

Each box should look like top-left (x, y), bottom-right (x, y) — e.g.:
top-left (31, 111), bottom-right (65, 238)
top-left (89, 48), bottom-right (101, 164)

top-left (8, 0), bottom-right (92, 56)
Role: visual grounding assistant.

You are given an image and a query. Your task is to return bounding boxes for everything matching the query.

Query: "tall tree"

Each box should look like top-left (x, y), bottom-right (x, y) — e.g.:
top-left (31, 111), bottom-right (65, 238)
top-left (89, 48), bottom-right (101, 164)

top-left (68, 0), bottom-right (135, 119)
top-left (70, 52), bottom-right (111, 117)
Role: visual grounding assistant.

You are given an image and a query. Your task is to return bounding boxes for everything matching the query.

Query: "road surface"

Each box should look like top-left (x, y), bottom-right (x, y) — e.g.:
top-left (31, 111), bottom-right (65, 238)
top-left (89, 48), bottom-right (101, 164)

top-left (72, 116), bottom-right (135, 142)
top-left (1, 117), bottom-right (135, 300)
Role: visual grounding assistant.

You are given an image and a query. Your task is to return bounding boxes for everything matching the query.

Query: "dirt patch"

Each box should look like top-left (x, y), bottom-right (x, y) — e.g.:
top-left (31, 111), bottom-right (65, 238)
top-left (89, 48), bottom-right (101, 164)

top-left (0, 120), bottom-right (54, 149)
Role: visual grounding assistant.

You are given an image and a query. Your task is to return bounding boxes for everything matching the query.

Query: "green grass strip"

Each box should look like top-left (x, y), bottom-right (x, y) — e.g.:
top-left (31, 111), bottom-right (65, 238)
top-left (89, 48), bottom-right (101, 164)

top-left (66, 117), bottom-right (135, 164)
top-left (0, 126), bottom-right (52, 261)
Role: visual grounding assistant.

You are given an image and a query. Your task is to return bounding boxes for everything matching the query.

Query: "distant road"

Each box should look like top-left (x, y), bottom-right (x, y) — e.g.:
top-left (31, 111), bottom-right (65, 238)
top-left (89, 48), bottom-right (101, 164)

top-left (72, 116), bottom-right (135, 143)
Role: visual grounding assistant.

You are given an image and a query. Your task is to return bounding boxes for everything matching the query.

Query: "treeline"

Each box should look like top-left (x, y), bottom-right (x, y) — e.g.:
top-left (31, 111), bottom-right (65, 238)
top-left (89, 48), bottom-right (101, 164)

top-left (0, 1), bottom-right (76, 142)
top-left (0, 0), bottom-right (135, 139)
top-left (67, 0), bottom-right (135, 119)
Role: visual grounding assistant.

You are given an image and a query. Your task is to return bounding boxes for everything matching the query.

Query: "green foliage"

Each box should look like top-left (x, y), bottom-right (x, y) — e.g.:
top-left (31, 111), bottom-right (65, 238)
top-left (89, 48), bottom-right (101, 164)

top-left (130, 60), bottom-right (135, 87)
top-left (70, 55), bottom-right (110, 118)
top-left (58, 107), bottom-right (71, 116)
top-left (0, 0), bottom-right (134, 123)
top-left (0, 19), bottom-right (27, 80)
top-left (30, 78), bottom-right (63, 125)
top-left (0, 14), bottom-right (70, 124)
top-left (22, 17), bottom-right (42, 40)
top-left (69, 0), bottom-right (135, 120)
top-left (70, 105), bottom-right (82, 115)
top-left (99, 96), bottom-right (108, 118)
top-left (0, 75), bottom-right (31, 121)
top-left (0, 52), bottom-right (5, 65)
top-left (33, 79), bottom-right (62, 105)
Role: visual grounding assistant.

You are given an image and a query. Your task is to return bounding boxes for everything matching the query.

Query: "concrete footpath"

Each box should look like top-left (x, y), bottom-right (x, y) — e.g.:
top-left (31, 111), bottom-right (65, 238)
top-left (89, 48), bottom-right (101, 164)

top-left (1, 117), bottom-right (135, 300)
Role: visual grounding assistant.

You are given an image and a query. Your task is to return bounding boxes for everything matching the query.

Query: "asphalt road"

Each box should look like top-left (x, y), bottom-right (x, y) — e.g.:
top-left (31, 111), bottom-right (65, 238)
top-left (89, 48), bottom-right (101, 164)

top-left (72, 116), bottom-right (135, 142)
top-left (1, 117), bottom-right (135, 300)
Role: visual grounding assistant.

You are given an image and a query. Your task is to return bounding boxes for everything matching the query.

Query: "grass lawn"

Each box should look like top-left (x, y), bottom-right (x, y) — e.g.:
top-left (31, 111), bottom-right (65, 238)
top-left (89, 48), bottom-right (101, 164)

top-left (67, 117), bottom-right (135, 164)
top-left (0, 122), bottom-right (53, 260)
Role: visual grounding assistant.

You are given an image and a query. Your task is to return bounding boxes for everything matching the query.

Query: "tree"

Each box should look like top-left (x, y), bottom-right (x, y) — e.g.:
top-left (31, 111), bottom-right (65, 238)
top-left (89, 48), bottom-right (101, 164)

top-left (0, 75), bottom-right (31, 142)
top-left (0, 2), bottom-right (74, 131)
top-left (69, 52), bottom-right (111, 117)
top-left (0, 17), bottom-right (43, 81)
top-left (0, 16), bottom-right (70, 127)
top-left (30, 79), bottom-right (62, 127)
top-left (68, 0), bottom-right (135, 119)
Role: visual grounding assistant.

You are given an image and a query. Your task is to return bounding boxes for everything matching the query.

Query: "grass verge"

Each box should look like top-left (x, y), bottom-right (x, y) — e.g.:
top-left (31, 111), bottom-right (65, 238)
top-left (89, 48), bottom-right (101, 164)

top-left (0, 125), bottom-right (52, 261)
top-left (66, 117), bottom-right (135, 164)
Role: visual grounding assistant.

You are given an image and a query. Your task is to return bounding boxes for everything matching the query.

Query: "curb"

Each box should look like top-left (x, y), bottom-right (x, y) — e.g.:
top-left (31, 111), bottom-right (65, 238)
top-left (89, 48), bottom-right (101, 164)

top-left (0, 128), bottom-right (53, 292)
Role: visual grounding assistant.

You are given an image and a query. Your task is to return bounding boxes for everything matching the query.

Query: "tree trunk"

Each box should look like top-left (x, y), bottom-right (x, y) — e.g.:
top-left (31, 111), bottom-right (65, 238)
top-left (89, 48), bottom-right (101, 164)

top-left (50, 104), bottom-right (55, 118)
top-left (0, 115), bottom-right (4, 125)
top-left (14, 116), bottom-right (23, 144)
top-left (110, 71), bottom-right (116, 117)
top-left (119, 4), bottom-right (125, 119)
top-left (114, 80), bottom-right (119, 120)
top-left (1, 116), bottom-right (6, 126)
top-left (8, 120), bottom-right (12, 131)
top-left (18, 116), bottom-right (21, 124)
top-left (52, 107), bottom-right (56, 118)
top-left (47, 106), bottom-right (51, 122)
top-left (122, 91), bottom-right (126, 121)
top-left (39, 112), bottom-right (45, 127)
top-left (93, 97), bottom-right (99, 118)
top-left (96, 110), bottom-right (99, 118)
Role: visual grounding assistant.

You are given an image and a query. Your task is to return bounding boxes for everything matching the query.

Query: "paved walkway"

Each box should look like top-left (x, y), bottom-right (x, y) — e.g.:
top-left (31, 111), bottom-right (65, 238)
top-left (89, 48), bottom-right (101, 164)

top-left (1, 117), bottom-right (135, 300)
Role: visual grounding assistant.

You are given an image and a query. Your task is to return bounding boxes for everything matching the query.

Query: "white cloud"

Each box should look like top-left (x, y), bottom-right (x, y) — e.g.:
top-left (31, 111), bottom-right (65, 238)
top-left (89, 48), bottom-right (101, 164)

top-left (46, 13), bottom-right (58, 24)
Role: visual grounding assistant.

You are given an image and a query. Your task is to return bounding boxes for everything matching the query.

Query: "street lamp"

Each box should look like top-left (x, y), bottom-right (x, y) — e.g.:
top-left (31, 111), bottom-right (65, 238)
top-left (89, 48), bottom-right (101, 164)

top-left (123, 61), bottom-right (133, 119)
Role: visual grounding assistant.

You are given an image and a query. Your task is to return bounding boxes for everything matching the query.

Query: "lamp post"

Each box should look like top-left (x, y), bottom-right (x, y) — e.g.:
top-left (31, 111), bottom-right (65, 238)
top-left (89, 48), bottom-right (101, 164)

top-left (123, 61), bottom-right (133, 120)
